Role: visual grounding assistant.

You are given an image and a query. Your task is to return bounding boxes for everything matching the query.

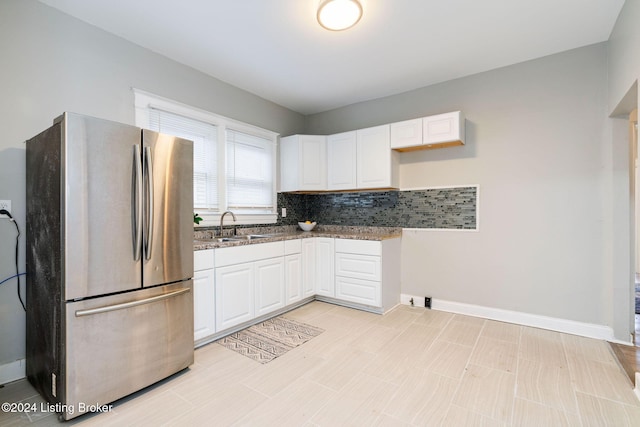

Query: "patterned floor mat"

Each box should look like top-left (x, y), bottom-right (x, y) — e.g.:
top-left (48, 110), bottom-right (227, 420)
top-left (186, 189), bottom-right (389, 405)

top-left (217, 317), bottom-right (324, 364)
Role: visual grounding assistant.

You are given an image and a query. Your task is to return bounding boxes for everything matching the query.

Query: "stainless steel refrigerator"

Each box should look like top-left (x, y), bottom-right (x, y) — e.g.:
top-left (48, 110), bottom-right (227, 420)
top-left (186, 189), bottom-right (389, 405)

top-left (25, 112), bottom-right (194, 420)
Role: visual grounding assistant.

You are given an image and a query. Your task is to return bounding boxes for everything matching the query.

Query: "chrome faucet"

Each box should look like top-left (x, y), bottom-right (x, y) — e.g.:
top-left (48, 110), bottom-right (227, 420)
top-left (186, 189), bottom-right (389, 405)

top-left (219, 211), bottom-right (237, 237)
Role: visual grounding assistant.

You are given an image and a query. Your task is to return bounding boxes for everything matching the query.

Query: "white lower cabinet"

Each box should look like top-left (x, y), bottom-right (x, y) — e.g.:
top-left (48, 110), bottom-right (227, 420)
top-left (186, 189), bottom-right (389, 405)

top-left (301, 238), bottom-right (316, 297)
top-left (214, 241), bottom-right (285, 332)
top-left (285, 239), bottom-right (303, 304)
top-left (193, 268), bottom-right (216, 341)
top-left (285, 254), bottom-right (302, 304)
top-left (215, 262), bottom-right (255, 331)
top-left (196, 235), bottom-right (400, 339)
top-left (314, 238), bottom-right (335, 297)
top-left (335, 276), bottom-right (381, 307)
top-left (255, 257), bottom-right (285, 317)
top-left (194, 249), bottom-right (215, 342)
top-left (334, 238), bottom-right (400, 311)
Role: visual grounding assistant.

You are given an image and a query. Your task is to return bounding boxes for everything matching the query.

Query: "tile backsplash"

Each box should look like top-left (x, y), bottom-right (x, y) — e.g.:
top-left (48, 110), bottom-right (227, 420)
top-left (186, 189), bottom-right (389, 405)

top-left (278, 186), bottom-right (477, 230)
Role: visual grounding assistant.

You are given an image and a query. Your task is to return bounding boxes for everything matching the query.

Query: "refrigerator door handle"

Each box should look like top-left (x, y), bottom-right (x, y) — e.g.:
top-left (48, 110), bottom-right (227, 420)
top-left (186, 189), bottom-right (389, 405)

top-left (74, 287), bottom-right (191, 317)
top-left (132, 145), bottom-right (143, 261)
top-left (143, 146), bottom-right (154, 260)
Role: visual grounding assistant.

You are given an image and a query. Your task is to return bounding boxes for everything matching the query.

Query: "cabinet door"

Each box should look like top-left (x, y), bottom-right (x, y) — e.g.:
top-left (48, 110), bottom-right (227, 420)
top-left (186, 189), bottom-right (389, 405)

top-left (301, 239), bottom-right (316, 297)
top-left (255, 257), bottom-right (285, 317)
top-left (279, 135), bottom-right (299, 192)
top-left (215, 263), bottom-right (254, 331)
top-left (423, 111), bottom-right (464, 146)
top-left (315, 238), bottom-right (335, 297)
top-left (193, 268), bottom-right (216, 341)
top-left (357, 124), bottom-right (391, 189)
top-left (285, 253), bottom-right (302, 304)
top-left (327, 131), bottom-right (357, 190)
top-left (300, 135), bottom-right (327, 190)
top-left (390, 118), bottom-right (423, 149)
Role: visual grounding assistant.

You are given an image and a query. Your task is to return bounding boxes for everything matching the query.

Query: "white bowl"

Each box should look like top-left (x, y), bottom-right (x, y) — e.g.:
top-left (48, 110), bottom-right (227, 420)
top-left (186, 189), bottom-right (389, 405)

top-left (298, 221), bottom-right (316, 232)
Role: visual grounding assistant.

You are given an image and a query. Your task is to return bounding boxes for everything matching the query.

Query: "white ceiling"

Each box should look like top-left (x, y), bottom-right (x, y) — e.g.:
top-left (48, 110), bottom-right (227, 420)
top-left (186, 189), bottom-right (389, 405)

top-left (39, 0), bottom-right (624, 115)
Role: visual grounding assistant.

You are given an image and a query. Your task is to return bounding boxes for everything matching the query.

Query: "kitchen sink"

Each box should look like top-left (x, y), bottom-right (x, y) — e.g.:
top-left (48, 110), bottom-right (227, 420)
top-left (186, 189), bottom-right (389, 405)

top-left (213, 234), bottom-right (273, 242)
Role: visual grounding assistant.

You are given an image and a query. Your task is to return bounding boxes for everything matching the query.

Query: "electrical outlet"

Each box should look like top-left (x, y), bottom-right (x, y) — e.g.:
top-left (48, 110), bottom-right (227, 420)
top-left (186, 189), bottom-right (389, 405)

top-left (424, 296), bottom-right (432, 309)
top-left (281, 207), bottom-right (287, 218)
top-left (0, 200), bottom-right (10, 219)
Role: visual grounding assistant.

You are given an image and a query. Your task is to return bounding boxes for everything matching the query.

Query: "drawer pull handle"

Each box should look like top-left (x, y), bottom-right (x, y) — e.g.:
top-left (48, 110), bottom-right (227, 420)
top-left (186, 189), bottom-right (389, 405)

top-left (75, 288), bottom-right (191, 317)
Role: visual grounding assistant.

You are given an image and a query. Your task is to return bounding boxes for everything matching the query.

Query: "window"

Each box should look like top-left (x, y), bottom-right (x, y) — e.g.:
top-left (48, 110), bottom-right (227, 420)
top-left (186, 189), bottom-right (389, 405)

top-left (148, 108), bottom-right (218, 211)
top-left (134, 89), bottom-right (278, 226)
top-left (226, 130), bottom-right (274, 213)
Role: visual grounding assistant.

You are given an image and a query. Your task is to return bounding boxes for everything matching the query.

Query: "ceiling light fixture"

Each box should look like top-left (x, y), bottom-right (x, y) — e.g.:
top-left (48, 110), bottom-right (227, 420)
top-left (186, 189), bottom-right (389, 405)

top-left (317, 0), bottom-right (363, 31)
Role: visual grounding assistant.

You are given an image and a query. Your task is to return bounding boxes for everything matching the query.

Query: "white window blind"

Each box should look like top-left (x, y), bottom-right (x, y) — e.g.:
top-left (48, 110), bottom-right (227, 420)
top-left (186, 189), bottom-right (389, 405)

top-left (148, 108), bottom-right (218, 211)
top-left (226, 129), bottom-right (274, 212)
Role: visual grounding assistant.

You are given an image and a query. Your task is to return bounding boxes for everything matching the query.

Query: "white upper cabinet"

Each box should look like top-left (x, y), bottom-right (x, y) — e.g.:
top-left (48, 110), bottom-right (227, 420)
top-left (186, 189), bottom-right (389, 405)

top-left (390, 118), bottom-right (422, 150)
top-left (280, 134), bottom-right (327, 192)
top-left (356, 124), bottom-right (398, 189)
top-left (391, 111), bottom-right (465, 151)
top-left (325, 125), bottom-right (398, 191)
top-left (423, 111), bottom-right (465, 147)
top-left (327, 131), bottom-right (357, 190)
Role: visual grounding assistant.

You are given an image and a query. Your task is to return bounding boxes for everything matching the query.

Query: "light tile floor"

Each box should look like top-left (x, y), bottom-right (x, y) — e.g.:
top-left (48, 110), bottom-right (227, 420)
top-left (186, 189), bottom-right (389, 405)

top-left (1, 301), bottom-right (639, 426)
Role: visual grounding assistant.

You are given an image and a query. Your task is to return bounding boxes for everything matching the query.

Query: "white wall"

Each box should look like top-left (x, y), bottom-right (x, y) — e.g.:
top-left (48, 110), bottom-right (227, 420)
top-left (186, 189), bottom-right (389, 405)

top-left (307, 44), bottom-right (624, 338)
top-left (0, 0), bottom-right (305, 376)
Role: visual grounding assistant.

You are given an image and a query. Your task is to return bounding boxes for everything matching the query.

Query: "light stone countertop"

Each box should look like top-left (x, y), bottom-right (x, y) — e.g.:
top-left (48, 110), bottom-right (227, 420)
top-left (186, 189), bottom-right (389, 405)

top-left (193, 225), bottom-right (402, 251)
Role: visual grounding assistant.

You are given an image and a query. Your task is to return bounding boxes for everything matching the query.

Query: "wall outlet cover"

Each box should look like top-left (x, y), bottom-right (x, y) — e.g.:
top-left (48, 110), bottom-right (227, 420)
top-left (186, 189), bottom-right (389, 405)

top-left (0, 200), bottom-right (10, 219)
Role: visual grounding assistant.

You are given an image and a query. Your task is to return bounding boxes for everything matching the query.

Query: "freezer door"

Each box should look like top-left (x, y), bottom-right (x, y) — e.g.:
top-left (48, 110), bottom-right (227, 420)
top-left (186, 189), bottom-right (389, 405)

top-left (142, 129), bottom-right (194, 287)
top-left (64, 113), bottom-right (143, 300)
top-left (63, 281), bottom-right (194, 420)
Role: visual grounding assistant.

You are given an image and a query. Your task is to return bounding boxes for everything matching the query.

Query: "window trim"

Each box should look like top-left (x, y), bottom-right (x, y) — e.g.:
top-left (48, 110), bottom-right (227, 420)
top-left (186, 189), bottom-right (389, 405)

top-left (133, 89), bottom-right (279, 227)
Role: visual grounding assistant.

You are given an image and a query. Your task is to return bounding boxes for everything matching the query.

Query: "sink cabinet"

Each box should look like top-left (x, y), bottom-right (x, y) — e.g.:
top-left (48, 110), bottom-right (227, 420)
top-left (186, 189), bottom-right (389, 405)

top-left (215, 262), bottom-right (255, 331)
top-left (215, 241), bottom-right (285, 331)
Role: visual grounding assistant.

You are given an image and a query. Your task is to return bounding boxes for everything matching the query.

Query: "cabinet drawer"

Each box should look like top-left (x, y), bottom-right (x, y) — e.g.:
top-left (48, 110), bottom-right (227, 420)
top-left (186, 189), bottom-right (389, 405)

top-left (215, 241), bottom-right (284, 267)
top-left (335, 253), bottom-right (380, 281)
top-left (335, 276), bottom-right (381, 307)
top-left (284, 239), bottom-right (302, 255)
top-left (335, 238), bottom-right (381, 256)
top-left (194, 249), bottom-right (214, 271)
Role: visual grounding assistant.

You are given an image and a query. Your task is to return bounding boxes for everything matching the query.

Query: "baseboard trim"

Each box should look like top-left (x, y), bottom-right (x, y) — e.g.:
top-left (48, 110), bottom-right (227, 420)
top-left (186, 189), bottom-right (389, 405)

top-left (0, 358), bottom-right (26, 385)
top-left (400, 294), bottom-right (620, 342)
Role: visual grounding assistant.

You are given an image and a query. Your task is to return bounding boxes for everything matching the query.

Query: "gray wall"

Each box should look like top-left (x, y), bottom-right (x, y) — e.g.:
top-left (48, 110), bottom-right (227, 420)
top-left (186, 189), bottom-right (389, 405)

top-left (606, 0), bottom-right (640, 340)
top-left (307, 44), bottom-right (624, 336)
top-left (608, 0), bottom-right (640, 114)
top-left (0, 0), bottom-right (305, 369)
